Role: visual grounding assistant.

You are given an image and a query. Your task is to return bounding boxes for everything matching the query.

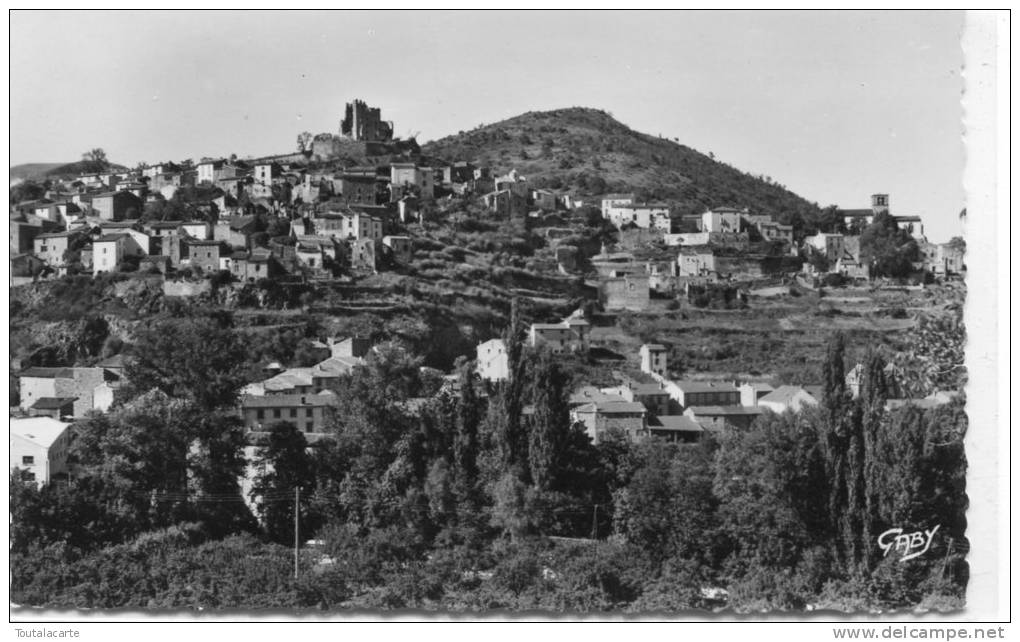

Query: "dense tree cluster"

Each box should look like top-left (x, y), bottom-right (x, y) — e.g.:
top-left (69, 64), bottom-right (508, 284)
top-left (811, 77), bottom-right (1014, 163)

top-left (860, 213), bottom-right (921, 278)
top-left (11, 304), bottom-right (967, 612)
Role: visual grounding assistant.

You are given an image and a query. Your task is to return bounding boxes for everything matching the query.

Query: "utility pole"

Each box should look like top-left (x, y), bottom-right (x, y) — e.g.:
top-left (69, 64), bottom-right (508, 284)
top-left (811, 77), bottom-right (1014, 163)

top-left (940, 537), bottom-right (954, 581)
top-left (294, 487), bottom-right (300, 580)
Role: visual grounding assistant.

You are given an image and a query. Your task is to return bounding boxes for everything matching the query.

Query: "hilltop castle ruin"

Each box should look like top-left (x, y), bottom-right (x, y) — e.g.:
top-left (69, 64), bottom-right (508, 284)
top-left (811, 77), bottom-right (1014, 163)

top-left (340, 100), bottom-right (394, 142)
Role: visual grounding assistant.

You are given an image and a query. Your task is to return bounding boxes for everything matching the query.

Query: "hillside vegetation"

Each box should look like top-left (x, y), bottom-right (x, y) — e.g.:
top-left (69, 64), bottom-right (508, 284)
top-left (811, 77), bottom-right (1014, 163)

top-left (10, 159), bottom-right (129, 182)
top-left (423, 107), bottom-right (823, 231)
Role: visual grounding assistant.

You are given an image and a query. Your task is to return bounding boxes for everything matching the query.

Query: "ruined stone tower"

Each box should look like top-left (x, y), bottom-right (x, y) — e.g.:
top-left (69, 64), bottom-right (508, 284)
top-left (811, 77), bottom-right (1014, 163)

top-left (340, 100), bottom-right (394, 142)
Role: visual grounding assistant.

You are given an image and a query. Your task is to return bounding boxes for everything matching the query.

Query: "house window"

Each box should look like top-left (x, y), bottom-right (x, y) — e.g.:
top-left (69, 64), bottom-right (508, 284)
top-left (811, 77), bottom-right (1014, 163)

top-left (256, 409), bottom-right (264, 420)
top-left (306, 408), bottom-right (313, 417)
top-left (22, 456), bottom-right (34, 465)
top-left (274, 409), bottom-right (281, 418)
top-left (290, 408), bottom-right (297, 418)
top-left (21, 471), bottom-right (36, 482)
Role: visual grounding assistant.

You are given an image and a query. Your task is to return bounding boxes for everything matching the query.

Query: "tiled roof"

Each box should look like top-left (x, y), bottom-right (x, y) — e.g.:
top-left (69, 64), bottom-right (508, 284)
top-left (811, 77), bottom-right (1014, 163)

top-left (10, 417), bottom-right (71, 449)
top-left (569, 387), bottom-right (627, 406)
top-left (240, 391), bottom-right (338, 408)
top-left (629, 383), bottom-right (668, 396)
top-left (686, 405), bottom-right (763, 416)
top-left (650, 415), bottom-right (703, 432)
top-left (30, 397), bottom-right (78, 410)
top-left (673, 380), bottom-right (738, 393)
top-left (20, 367), bottom-right (74, 379)
top-left (94, 233), bottom-right (130, 243)
top-left (96, 354), bottom-right (127, 369)
top-left (803, 385), bottom-right (825, 401)
top-left (262, 369), bottom-right (314, 391)
top-left (574, 401), bottom-right (647, 414)
top-left (642, 343), bottom-right (667, 351)
top-left (759, 385), bottom-right (813, 405)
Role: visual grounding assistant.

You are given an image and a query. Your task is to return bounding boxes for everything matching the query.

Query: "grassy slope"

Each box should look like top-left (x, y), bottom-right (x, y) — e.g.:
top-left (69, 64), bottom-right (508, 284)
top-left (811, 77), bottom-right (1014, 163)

top-left (422, 107), bottom-right (822, 226)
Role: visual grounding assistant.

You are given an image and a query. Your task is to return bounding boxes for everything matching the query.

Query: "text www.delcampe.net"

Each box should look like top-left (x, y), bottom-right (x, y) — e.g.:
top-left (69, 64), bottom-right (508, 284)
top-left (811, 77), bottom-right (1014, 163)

top-left (833, 627), bottom-right (1007, 640)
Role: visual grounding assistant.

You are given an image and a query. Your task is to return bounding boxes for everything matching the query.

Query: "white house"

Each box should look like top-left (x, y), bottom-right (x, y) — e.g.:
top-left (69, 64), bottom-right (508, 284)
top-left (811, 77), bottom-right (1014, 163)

top-left (476, 339), bottom-right (509, 382)
top-left (607, 203), bottom-right (671, 230)
top-left (10, 417), bottom-right (72, 488)
top-left (93, 233), bottom-right (143, 275)
top-left (701, 207), bottom-right (745, 233)
top-left (640, 344), bottom-right (668, 377)
top-left (601, 194), bottom-right (635, 221)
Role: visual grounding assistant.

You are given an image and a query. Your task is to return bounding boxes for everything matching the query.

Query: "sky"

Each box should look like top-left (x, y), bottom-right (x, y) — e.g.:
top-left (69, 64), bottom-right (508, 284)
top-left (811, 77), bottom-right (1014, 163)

top-left (10, 10), bottom-right (965, 241)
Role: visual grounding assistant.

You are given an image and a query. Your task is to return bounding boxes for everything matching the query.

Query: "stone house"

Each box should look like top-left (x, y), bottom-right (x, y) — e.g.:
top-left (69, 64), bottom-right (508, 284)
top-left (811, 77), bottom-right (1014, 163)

top-left (240, 391), bottom-right (338, 434)
top-left (640, 344), bottom-right (668, 377)
top-left (571, 401), bottom-right (647, 445)
top-left (382, 235), bottom-right (412, 265)
top-left (231, 247), bottom-right (282, 281)
top-left (98, 221), bottom-right (151, 255)
top-left (756, 220), bottom-right (794, 245)
top-left (528, 313), bottom-right (590, 353)
top-left (648, 415), bottom-right (704, 443)
top-left (701, 207), bottom-right (746, 233)
top-left (805, 232), bottom-right (845, 264)
top-left (532, 189), bottom-right (559, 212)
top-left (18, 366), bottom-right (107, 418)
top-left (11, 219), bottom-right (47, 255)
top-left (27, 397), bottom-right (77, 419)
top-left (340, 169), bottom-right (387, 206)
top-left (390, 163), bottom-right (434, 201)
top-left (213, 214), bottom-right (258, 249)
top-left (609, 203), bottom-right (671, 231)
top-left (34, 202), bottom-right (81, 226)
top-left (183, 239), bottom-right (223, 274)
top-left (90, 191), bottom-right (142, 221)
top-left (33, 230), bottom-right (83, 268)
top-left (348, 237), bottom-right (377, 272)
top-left (602, 382), bottom-right (671, 417)
top-left (10, 253), bottom-right (47, 278)
top-left (601, 194), bottom-right (635, 221)
top-left (739, 382), bottom-right (775, 406)
top-left (294, 235), bottom-right (340, 272)
top-left (684, 405), bottom-right (763, 432)
top-left (663, 380), bottom-right (741, 411)
top-left (251, 162), bottom-right (283, 198)
top-left (145, 220), bottom-right (184, 239)
top-left (677, 248), bottom-right (717, 277)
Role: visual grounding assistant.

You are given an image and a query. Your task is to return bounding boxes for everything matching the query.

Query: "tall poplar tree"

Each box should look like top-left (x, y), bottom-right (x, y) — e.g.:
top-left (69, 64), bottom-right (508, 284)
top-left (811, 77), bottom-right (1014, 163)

top-left (528, 352), bottom-right (571, 492)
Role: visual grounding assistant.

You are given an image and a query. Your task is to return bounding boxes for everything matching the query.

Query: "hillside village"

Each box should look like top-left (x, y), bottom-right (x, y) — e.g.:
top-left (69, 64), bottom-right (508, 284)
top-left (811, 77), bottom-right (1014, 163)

top-left (9, 100), bottom-right (968, 611)
top-left (10, 100), bottom-right (965, 452)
